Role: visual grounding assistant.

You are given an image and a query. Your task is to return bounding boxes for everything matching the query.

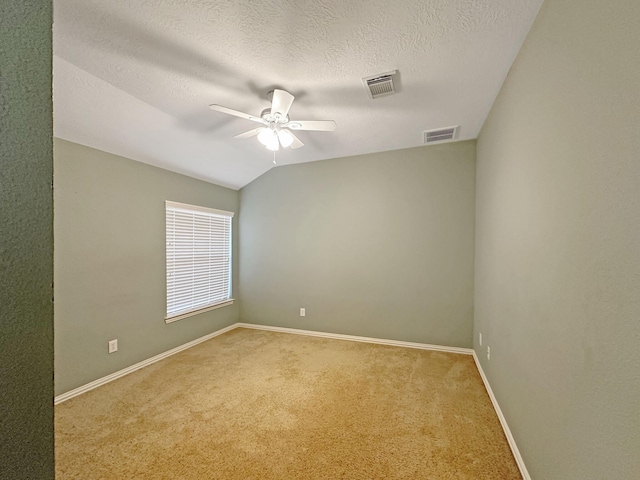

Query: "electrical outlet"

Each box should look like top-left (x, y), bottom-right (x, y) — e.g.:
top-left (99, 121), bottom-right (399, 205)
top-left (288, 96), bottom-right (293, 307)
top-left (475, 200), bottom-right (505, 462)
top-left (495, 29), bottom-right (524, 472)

top-left (487, 346), bottom-right (491, 361)
top-left (108, 339), bottom-right (118, 354)
top-left (300, 308), bottom-right (306, 317)
top-left (479, 332), bottom-right (483, 346)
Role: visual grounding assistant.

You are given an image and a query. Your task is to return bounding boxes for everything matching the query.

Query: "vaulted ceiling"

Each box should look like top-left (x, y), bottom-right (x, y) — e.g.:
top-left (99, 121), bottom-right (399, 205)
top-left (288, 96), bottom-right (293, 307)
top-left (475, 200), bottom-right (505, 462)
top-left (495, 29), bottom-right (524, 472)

top-left (53, 0), bottom-right (543, 189)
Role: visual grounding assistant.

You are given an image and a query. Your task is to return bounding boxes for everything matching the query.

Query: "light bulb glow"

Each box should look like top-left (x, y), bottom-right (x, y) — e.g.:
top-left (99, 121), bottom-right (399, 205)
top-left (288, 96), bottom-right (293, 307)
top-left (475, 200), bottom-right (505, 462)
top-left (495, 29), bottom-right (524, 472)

top-left (265, 137), bottom-right (279, 151)
top-left (257, 127), bottom-right (280, 151)
top-left (257, 128), bottom-right (275, 146)
top-left (277, 129), bottom-right (294, 148)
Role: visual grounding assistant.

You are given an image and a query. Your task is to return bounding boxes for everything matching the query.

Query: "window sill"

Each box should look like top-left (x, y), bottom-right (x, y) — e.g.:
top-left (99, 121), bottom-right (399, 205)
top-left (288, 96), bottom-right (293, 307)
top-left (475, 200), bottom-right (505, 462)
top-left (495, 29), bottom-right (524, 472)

top-left (165, 299), bottom-right (235, 324)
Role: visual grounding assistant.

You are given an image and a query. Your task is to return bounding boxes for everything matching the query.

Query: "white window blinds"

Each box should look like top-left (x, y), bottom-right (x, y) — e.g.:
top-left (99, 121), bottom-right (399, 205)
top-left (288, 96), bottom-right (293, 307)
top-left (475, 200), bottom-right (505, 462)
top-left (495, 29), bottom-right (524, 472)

top-left (166, 201), bottom-right (233, 321)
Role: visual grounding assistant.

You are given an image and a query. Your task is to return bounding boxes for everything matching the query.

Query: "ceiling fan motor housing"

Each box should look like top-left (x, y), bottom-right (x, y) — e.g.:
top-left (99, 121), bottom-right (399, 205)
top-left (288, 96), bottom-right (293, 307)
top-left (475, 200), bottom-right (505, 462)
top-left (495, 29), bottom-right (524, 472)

top-left (260, 108), bottom-right (289, 124)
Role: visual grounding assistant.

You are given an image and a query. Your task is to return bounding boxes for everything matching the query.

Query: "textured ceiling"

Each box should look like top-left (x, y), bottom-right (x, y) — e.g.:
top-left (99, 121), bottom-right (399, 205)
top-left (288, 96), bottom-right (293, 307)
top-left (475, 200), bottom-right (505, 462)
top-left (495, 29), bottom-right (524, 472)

top-left (53, 0), bottom-right (543, 189)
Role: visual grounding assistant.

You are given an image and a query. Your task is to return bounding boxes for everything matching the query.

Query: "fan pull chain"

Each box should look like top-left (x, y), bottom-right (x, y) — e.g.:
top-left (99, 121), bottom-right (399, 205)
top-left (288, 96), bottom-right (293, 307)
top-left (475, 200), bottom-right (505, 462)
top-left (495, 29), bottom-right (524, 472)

top-left (273, 150), bottom-right (277, 165)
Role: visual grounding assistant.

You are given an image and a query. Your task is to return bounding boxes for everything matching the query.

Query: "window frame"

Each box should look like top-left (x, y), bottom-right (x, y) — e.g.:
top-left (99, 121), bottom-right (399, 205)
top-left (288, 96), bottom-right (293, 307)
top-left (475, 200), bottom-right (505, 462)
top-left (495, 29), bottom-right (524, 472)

top-left (165, 200), bottom-right (234, 323)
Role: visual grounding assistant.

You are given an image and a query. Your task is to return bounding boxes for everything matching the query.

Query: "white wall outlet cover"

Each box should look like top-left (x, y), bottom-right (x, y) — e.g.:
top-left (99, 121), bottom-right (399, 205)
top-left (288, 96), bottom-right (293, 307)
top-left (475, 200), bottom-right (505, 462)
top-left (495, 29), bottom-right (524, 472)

top-left (487, 346), bottom-right (491, 360)
top-left (479, 332), bottom-right (483, 346)
top-left (108, 339), bottom-right (118, 353)
top-left (300, 308), bottom-right (306, 317)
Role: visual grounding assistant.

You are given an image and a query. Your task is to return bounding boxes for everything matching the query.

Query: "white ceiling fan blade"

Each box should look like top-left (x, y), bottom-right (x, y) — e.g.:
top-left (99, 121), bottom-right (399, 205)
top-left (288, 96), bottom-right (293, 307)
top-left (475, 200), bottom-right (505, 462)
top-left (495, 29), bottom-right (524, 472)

top-left (209, 104), bottom-right (267, 124)
top-left (233, 127), bottom-right (263, 139)
top-left (288, 131), bottom-right (304, 149)
top-left (286, 120), bottom-right (336, 132)
top-left (271, 89), bottom-right (295, 117)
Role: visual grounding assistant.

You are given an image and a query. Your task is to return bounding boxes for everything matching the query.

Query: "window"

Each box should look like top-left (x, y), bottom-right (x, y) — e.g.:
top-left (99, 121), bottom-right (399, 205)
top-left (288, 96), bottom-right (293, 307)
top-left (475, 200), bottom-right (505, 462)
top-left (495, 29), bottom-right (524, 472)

top-left (165, 201), bottom-right (233, 322)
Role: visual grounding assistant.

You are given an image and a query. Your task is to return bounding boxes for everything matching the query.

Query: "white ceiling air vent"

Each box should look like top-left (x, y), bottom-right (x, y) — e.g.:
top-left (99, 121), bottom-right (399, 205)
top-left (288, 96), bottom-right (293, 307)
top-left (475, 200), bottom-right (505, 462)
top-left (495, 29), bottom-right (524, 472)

top-left (362, 70), bottom-right (397, 99)
top-left (423, 126), bottom-right (460, 144)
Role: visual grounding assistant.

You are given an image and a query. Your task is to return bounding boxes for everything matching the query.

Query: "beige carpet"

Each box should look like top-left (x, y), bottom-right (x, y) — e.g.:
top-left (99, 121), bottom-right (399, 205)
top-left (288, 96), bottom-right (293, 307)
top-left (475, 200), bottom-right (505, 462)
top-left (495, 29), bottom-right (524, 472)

top-left (55, 328), bottom-right (521, 479)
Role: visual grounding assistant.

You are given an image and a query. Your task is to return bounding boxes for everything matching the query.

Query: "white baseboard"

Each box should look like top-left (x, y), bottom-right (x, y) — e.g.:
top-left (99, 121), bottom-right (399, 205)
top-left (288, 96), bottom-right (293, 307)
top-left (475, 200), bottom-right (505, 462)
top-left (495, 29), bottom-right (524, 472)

top-left (472, 352), bottom-right (530, 480)
top-left (56, 322), bottom-right (527, 476)
top-left (236, 322), bottom-right (474, 355)
top-left (56, 323), bottom-right (473, 404)
top-left (54, 323), bottom-right (238, 404)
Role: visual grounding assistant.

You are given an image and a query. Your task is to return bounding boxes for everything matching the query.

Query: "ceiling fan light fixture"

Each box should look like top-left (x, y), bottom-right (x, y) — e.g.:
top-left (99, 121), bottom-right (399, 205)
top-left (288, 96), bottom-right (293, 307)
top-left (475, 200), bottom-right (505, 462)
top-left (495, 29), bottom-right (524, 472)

top-left (210, 89), bottom-right (334, 154)
top-left (277, 129), bottom-right (294, 148)
top-left (257, 127), bottom-right (275, 146)
top-left (257, 128), bottom-right (280, 151)
top-left (265, 138), bottom-right (279, 151)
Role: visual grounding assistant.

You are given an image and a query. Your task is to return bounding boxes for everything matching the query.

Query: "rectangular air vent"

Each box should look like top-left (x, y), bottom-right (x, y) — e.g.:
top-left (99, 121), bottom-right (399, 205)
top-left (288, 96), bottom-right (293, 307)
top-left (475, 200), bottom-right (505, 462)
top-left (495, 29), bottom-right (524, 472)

top-left (423, 126), bottom-right (460, 144)
top-left (362, 70), bottom-right (397, 99)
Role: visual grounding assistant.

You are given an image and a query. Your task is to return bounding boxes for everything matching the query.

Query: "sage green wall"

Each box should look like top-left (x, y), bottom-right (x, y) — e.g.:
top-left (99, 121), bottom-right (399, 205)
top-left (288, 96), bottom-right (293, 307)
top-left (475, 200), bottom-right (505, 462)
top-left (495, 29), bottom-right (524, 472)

top-left (239, 142), bottom-right (476, 347)
top-left (0, 2), bottom-right (54, 478)
top-left (54, 139), bottom-right (239, 395)
top-left (474, 1), bottom-right (640, 478)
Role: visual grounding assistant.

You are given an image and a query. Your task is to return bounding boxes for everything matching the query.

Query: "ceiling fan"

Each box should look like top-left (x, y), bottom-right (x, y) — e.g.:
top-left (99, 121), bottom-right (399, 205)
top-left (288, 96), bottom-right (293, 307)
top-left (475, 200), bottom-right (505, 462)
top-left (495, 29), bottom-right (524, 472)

top-left (209, 89), bottom-right (336, 152)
